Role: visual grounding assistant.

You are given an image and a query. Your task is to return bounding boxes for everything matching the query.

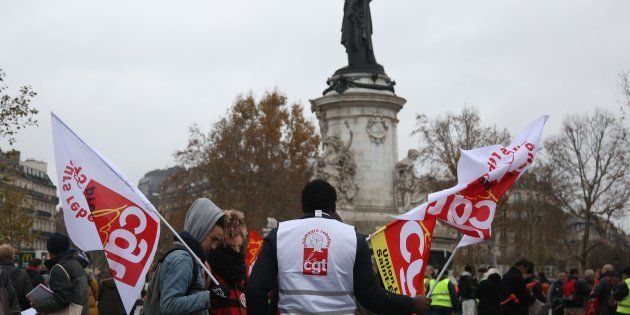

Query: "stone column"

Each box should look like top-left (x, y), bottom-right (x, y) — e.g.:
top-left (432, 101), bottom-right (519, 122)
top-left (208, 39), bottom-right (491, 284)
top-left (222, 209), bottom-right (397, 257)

top-left (311, 72), bottom-right (405, 232)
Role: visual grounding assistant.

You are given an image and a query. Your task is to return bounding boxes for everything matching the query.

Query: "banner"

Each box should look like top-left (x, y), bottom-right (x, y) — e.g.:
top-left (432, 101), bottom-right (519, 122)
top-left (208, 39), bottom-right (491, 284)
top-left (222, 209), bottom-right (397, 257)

top-left (370, 219), bottom-right (436, 297)
top-left (51, 113), bottom-right (160, 314)
top-left (245, 228), bottom-right (264, 277)
top-left (397, 115), bottom-right (548, 247)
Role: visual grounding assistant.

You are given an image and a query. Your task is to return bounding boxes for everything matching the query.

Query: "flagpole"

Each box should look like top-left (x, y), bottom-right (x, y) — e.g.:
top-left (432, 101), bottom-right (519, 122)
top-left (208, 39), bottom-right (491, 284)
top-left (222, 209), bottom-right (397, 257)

top-left (426, 245), bottom-right (459, 298)
top-left (52, 113), bottom-right (220, 286)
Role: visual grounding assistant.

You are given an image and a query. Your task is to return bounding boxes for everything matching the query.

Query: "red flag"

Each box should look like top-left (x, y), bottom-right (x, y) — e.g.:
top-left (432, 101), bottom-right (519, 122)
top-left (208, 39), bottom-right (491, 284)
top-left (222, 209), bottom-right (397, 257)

top-left (245, 229), bottom-right (264, 277)
top-left (370, 219), bottom-right (436, 297)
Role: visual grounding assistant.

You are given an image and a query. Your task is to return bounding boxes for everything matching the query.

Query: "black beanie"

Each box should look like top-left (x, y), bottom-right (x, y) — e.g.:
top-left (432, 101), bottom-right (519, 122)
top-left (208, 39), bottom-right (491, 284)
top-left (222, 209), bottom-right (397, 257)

top-left (47, 233), bottom-right (70, 255)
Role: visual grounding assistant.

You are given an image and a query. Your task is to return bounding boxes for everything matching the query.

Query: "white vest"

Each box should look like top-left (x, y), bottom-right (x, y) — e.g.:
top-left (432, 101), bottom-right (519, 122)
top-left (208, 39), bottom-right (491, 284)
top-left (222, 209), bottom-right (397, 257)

top-left (276, 211), bottom-right (358, 315)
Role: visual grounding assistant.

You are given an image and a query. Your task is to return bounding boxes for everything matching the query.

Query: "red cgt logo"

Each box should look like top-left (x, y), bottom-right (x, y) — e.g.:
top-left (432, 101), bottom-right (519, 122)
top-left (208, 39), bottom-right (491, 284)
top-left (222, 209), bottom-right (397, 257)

top-left (84, 180), bottom-right (158, 286)
top-left (302, 229), bottom-right (331, 276)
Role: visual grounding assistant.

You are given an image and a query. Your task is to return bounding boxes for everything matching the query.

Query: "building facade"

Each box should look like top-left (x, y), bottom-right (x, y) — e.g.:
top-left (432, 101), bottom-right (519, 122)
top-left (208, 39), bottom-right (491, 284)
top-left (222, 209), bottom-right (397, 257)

top-left (0, 150), bottom-right (58, 255)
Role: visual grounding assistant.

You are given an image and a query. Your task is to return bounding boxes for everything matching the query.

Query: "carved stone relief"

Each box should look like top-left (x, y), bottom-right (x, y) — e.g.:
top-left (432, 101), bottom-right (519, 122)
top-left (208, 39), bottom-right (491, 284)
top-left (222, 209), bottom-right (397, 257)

top-left (395, 149), bottom-right (428, 211)
top-left (366, 114), bottom-right (388, 145)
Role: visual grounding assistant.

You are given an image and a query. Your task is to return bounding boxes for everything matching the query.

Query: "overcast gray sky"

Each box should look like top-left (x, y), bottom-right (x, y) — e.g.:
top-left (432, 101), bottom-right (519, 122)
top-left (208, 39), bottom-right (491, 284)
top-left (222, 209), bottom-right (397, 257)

top-left (2, 0), bottom-right (629, 226)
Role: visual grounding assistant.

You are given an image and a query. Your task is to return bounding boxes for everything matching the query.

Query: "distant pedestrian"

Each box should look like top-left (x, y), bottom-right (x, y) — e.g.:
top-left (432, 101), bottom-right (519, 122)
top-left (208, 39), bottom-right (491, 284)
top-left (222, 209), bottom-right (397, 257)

top-left (591, 264), bottom-right (620, 315)
top-left (143, 198), bottom-right (226, 315)
top-left (97, 270), bottom-right (125, 315)
top-left (563, 268), bottom-right (592, 315)
top-left (499, 259), bottom-right (535, 315)
top-left (0, 251), bottom-right (20, 315)
top-left (25, 258), bottom-right (45, 288)
top-left (459, 265), bottom-right (478, 315)
top-left (0, 244), bottom-right (32, 311)
top-left (525, 267), bottom-right (547, 315)
top-left (31, 233), bottom-right (89, 315)
top-left (476, 268), bottom-right (501, 315)
top-left (424, 265), bottom-right (435, 292)
top-left (429, 269), bottom-right (458, 315)
top-left (549, 270), bottom-right (567, 315)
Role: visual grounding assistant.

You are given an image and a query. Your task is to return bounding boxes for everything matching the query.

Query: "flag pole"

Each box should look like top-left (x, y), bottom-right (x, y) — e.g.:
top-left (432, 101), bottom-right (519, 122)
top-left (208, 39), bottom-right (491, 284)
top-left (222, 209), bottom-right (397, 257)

top-left (53, 112), bottom-right (220, 286)
top-left (426, 245), bottom-right (459, 298)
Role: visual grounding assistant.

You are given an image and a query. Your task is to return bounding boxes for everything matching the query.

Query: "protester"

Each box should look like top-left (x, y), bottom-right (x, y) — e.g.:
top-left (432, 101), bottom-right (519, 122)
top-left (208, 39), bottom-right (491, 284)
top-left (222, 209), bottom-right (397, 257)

top-left (206, 209), bottom-right (247, 315)
top-left (0, 249), bottom-right (20, 315)
top-left (477, 268), bottom-right (501, 315)
top-left (549, 270), bottom-right (567, 315)
top-left (524, 267), bottom-right (547, 315)
top-left (143, 198), bottom-right (226, 315)
top-left (424, 265), bottom-right (435, 292)
top-left (97, 270), bottom-right (126, 315)
top-left (429, 269), bottom-right (458, 315)
top-left (591, 264), bottom-right (620, 315)
top-left (562, 268), bottom-right (590, 315)
top-left (538, 272), bottom-right (550, 297)
top-left (616, 267), bottom-right (630, 315)
top-left (75, 252), bottom-right (99, 315)
top-left (499, 259), bottom-right (535, 315)
top-left (31, 233), bottom-right (89, 315)
top-left (246, 179), bottom-right (431, 315)
top-left (458, 265), bottom-right (478, 315)
top-left (25, 258), bottom-right (45, 288)
top-left (0, 244), bottom-right (32, 311)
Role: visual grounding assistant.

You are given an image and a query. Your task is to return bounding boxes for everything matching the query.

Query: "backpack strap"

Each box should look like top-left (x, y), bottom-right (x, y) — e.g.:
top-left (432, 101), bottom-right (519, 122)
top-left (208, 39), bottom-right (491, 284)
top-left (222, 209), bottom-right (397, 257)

top-left (157, 244), bottom-right (202, 294)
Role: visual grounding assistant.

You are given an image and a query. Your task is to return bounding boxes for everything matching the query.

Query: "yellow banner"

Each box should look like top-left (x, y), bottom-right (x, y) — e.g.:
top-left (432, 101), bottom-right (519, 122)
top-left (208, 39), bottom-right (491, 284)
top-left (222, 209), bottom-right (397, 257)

top-left (370, 229), bottom-right (401, 294)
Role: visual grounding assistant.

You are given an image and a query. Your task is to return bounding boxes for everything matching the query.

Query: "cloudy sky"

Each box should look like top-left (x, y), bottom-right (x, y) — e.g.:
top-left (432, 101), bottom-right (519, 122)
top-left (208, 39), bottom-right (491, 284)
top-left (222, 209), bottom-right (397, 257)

top-left (2, 0), bottom-right (629, 225)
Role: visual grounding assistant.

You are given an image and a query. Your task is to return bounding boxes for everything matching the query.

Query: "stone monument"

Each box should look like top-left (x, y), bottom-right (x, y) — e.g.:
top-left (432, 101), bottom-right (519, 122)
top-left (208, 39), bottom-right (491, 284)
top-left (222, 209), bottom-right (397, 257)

top-left (312, 0), bottom-right (457, 253)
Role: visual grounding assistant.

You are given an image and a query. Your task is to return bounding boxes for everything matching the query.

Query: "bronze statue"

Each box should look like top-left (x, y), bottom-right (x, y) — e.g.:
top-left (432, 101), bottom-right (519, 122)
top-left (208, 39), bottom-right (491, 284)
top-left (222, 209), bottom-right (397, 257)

top-left (339, 0), bottom-right (384, 74)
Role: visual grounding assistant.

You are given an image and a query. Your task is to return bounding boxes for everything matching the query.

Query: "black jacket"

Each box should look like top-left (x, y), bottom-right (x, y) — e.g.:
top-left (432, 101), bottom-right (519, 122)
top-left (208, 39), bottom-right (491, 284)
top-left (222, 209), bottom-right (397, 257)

top-left (592, 272), bottom-right (620, 315)
top-left (25, 268), bottom-right (45, 288)
top-left (246, 212), bottom-right (417, 315)
top-left (499, 266), bottom-right (534, 315)
top-left (0, 265), bottom-right (20, 315)
top-left (34, 251), bottom-right (89, 315)
top-left (0, 262), bottom-right (33, 311)
top-left (98, 278), bottom-right (126, 315)
top-left (458, 273), bottom-right (477, 300)
top-left (476, 274), bottom-right (501, 315)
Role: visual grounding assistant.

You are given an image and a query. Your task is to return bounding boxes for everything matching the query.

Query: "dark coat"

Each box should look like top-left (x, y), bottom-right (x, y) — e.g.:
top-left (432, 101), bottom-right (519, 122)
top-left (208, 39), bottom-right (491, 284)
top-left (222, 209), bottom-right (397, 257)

top-left (476, 274), bottom-right (501, 315)
top-left (25, 267), bottom-right (45, 288)
top-left (0, 262), bottom-right (33, 311)
top-left (499, 266), bottom-right (534, 315)
top-left (34, 251), bottom-right (89, 315)
top-left (0, 265), bottom-right (20, 315)
top-left (98, 278), bottom-right (126, 315)
top-left (592, 272), bottom-right (620, 315)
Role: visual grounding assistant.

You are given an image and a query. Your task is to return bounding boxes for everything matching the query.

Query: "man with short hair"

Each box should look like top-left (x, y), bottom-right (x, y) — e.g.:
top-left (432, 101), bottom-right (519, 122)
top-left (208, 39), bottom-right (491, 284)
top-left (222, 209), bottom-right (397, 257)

top-left (247, 179), bottom-right (431, 315)
top-left (499, 259), bottom-right (535, 315)
top-left (0, 244), bottom-right (32, 311)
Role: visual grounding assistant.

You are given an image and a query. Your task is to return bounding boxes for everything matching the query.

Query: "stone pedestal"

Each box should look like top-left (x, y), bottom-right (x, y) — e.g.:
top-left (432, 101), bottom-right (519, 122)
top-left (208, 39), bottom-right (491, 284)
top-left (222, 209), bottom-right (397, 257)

top-left (311, 72), bottom-right (405, 233)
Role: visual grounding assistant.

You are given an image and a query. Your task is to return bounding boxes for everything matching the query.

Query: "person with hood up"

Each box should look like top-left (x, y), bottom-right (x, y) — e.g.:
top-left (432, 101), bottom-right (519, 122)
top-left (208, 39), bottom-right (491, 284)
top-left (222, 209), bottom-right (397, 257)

top-left (476, 268), bottom-right (501, 315)
top-left (206, 210), bottom-right (247, 315)
top-left (145, 198), bottom-right (226, 315)
top-left (31, 233), bottom-right (89, 315)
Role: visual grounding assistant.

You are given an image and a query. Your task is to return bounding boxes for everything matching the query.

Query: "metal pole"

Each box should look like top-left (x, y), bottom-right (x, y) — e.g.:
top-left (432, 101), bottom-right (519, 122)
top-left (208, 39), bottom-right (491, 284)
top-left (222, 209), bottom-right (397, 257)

top-left (426, 246), bottom-right (459, 298)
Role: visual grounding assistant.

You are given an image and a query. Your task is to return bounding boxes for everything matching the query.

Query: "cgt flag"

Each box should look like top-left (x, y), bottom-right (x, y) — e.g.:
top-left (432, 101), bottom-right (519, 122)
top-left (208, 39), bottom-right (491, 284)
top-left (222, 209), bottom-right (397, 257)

top-left (397, 115), bottom-right (548, 247)
top-left (51, 113), bottom-right (160, 314)
top-left (245, 229), bottom-right (264, 278)
top-left (369, 219), bottom-right (436, 297)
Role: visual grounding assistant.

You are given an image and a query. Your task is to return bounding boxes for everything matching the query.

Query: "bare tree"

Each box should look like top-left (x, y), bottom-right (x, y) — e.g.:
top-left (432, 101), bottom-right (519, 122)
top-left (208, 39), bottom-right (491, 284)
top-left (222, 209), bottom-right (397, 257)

top-left (620, 71), bottom-right (630, 109)
top-left (413, 106), bottom-right (510, 180)
top-left (544, 109), bottom-right (630, 270)
top-left (0, 69), bottom-right (38, 146)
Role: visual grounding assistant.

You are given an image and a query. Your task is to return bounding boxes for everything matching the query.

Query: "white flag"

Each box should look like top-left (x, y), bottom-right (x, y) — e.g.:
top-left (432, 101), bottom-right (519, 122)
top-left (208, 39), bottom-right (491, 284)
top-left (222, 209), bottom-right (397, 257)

top-left (51, 113), bottom-right (161, 314)
top-left (396, 115), bottom-right (549, 248)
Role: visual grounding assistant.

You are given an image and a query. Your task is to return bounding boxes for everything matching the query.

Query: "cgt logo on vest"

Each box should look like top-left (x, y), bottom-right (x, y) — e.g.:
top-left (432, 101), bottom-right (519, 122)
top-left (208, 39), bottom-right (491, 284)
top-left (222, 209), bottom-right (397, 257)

top-left (302, 229), bottom-right (331, 276)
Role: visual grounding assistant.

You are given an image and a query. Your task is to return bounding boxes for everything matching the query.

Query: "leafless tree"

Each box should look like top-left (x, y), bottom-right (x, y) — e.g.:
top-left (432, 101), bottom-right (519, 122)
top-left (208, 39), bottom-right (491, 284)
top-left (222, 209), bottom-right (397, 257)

top-left (544, 109), bottom-right (630, 270)
top-left (620, 71), bottom-right (630, 109)
top-left (413, 106), bottom-right (510, 180)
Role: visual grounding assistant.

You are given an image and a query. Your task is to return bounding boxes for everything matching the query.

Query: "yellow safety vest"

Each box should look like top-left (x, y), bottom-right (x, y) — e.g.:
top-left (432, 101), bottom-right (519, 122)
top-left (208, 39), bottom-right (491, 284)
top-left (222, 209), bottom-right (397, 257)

top-left (429, 278), bottom-right (452, 308)
top-left (618, 278), bottom-right (630, 315)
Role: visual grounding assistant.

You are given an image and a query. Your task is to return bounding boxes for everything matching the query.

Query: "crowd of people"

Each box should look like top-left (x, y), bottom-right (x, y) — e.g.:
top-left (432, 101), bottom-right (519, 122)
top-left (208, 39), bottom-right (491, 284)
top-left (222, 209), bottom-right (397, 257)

top-left (422, 259), bottom-right (630, 315)
top-left (0, 179), bottom-right (628, 315)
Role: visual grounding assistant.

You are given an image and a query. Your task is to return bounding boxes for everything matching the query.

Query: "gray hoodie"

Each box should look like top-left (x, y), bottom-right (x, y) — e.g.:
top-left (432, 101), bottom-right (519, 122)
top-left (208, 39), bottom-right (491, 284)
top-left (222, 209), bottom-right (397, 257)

top-left (158, 198), bottom-right (224, 315)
